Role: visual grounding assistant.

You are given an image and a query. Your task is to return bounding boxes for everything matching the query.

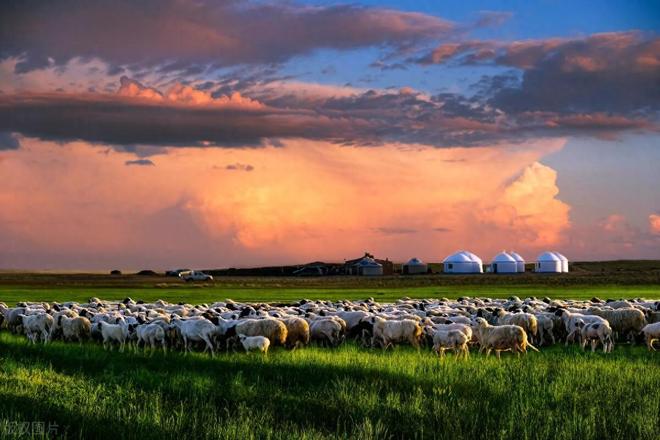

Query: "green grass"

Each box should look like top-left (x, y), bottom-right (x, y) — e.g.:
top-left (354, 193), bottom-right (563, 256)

top-left (1, 284), bottom-right (659, 305)
top-left (0, 333), bottom-right (658, 440)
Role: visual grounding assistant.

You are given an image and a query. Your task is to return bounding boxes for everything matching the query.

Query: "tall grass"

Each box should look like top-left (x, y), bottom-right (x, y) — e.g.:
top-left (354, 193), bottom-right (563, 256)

top-left (0, 333), bottom-right (658, 439)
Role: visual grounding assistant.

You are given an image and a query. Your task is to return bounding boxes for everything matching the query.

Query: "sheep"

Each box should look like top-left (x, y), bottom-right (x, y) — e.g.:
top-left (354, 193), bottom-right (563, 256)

top-left (238, 335), bottom-right (270, 354)
top-left (97, 320), bottom-right (130, 351)
top-left (49, 309), bottom-right (79, 340)
top-left (309, 318), bottom-right (345, 347)
top-left (495, 310), bottom-right (538, 343)
top-left (5, 307), bottom-right (27, 334)
top-left (19, 313), bottom-right (54, 344)
top-left (234, 318), bottom-right (288, 346)
top-left (173, 318), bottom-right (217, 356)
top-left (432, 329), bottom-right (469, 359)
top-left (280, 317), bottom-right (310, 350)
top-left (534, 313), bottom-right (556, 346)
top-left (578, 320), bottom-right (614, 353)
top-left (556, 310), bottom-right (608, 345)
top-left (370, 317), bottom-right (422, 350)
top-left (474, 318), bottom-right (539, 359)
top-left (134, 323), bottom-right (167, 354)
top-left (586, 307), bottom-right (647, 343)
top-left (57, 316), bottom-right (92, 344)
top-left (641, 322), bottom-right (660, 351)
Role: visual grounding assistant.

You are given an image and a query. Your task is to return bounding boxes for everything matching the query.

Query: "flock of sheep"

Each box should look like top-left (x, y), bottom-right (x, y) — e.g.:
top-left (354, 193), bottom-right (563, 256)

top-left (1, 296), bottom-right (659, 358)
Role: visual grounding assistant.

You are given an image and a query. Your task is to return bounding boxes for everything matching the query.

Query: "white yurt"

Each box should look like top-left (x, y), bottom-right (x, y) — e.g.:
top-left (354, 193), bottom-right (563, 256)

top-left (355, 257), bottom-right (383, 276)
top-left (490, 252), bottom-right (518, 274)
top-left (402, 257), bottom-right (428, 275)
top-left (552, 252), bottom-right (569, 272)
top-left (509, 251), bottom-right (526, 273)
top-left (462, 251), bottom-right (484, 273)
top-left (443, 251), bottom-right (482, 274)
top-left (535, 252), bottom-right (562, 273)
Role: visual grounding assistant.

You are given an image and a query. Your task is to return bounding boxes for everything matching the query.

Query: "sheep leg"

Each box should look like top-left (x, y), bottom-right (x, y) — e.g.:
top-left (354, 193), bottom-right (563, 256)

top-left (203, 335), bottom-right (215, 357)
top-left (495, 350), bottom-right (501, 360)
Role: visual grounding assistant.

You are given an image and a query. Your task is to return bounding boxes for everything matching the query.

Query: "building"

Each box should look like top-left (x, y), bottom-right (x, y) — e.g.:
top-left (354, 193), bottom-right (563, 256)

top-left (344, 252), bottom-right (393, 275)
top-left (402, 257), bottom-right (428, 274)
top-left (490, 252), bottom-right (518, 274)
top-left (552, 252), bottom-right (569, 272)
top-left (354, 257), bottom-right (383, 276)
top-left (509, 251), bottom-right (526, 273)
top-left (535, 251), bottom-right (562, 273)
top-left (443, 251), bottom-right (483, 274)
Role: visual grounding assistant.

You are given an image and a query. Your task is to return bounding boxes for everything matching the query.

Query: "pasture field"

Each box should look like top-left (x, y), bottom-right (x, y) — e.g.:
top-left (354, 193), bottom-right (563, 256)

top-left (0, 333), bottom-right (658, 440)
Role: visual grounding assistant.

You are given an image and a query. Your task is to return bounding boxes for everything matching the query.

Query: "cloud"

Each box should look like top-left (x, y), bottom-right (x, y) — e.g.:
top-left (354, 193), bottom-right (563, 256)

top-left (1, 77), bottom-right (654, 149)
top-left (0, 0), bottom-right (454, 73)
top-left (125, 159), bottom-right (154, 166)
top-left (0, 132), bottom-right (20, 150)
top-left (0, 136), bottom-right (580, 268)
top-left (418, 31), bottom-right (660, 115)
top-left (225, 163), bottom-right (254, 172)
top-left (650, 214), bottom-right (660, 235)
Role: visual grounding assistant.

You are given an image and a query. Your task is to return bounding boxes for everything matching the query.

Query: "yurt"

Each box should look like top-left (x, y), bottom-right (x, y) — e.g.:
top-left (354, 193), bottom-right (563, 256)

top-left (355, 257), bottom-right (383, 276)
top-left (402, 257), bottom-right (428, 275)
top-left (443, 251), bottom-right (482, 274)
top-left (462, 251), bottom-right (484, 273)
top-left (509, 251), bottom-right (526, 273)
top-left (535, 252), bottom-right (562, 273)
top-left (490, 252), bottom-right (518, 274)
top-left (552, 252), bottom-right (569, 272)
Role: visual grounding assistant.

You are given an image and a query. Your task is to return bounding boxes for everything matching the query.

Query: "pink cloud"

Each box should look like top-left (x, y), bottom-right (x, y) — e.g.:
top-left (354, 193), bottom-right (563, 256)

top-left (0, 137), bottom-right (572, 269)
top-left (650, 214), bottom-right (660, 235)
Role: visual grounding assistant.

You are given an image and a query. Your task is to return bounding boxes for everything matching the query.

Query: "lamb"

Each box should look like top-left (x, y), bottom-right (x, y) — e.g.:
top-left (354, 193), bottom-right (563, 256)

top-left (578, 320), bottom-right (614, 353)
top-left (57, 316), bottom-right (92, 343)
top-left (238, 335), bottom-right (270, 354)
top-left (280, 317), bottom-right (310, 350)
top-left (19, 313), bottom-right (54, 344)
top-left (97, 320), bottom-right (130, 351)
top-left (474, 318), bottom-right (539, 359)
top-left (234, 318), bottom-right (288, 346)
top-left (432, 329), bottom-right (469, 359)
top-left (371, 317), bottom-right (422, 350)
top-left (641, 322), bottom-right (660, 351)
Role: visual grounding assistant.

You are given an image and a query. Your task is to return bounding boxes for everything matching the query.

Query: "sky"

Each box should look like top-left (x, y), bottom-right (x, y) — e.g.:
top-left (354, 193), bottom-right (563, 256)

top-left (0, 0), bottom-right (658, 270)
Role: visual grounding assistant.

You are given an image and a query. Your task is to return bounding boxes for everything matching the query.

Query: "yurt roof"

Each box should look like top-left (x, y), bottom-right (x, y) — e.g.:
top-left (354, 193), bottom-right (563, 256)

top-left (552, 252), bottom-right (568, 262)
top-left (537, 251), bottom-right (561, 262)
top-left (509, 251), bottom-right (525, 262)
top-left (357, 257), bottom-right (382, 267)
top-left (404, 257), bottom-right (425, 266)
top-left (492, 252), bottom-right (516, 263)
top-left (443, 251), bottom-right (472, 263)
top-left (462, 251), bottom-right (483, 264)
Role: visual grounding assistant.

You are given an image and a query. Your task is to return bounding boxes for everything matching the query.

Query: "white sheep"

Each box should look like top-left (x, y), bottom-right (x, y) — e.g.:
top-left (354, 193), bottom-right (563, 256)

top-left (371, 317), bottom-right (422, 350)
top-left (641, 322), bottom-right (660, 351)
top-left (238, 335), bottom-right (270, 354)
top-left (474, 318), bottom-right (539, 359)
top-left (578, 320), bottom-right (614, 353)
top-left (135, 323), bottom-right (167, 353)
top-left (432, 329), bottom-right (469, 359)
top-left (57, 316), bottom-right (92, 344)
top-left (172, 318), bottom-right (217, 356)
top-left (97, 320), bottom-right (130, 351)
top-left (19, 313), bottom-right (54, 344)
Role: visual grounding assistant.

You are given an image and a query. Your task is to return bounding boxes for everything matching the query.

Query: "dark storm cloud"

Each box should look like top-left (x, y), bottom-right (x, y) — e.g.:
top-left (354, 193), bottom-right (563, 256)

top-left (417, 32), bottom-right (660, 114)
top-left (0, 81), bottom-right (655, 149)
top-left (0, 0), bottom-right (454, 73)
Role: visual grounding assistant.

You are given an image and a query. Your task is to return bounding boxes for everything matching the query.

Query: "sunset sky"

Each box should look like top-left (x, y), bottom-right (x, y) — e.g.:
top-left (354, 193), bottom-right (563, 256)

top-left (1, 0), bottom-right (658, 270)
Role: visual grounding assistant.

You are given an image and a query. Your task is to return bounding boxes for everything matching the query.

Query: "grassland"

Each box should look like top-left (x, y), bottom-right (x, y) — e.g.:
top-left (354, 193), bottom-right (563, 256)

top-left (0, 333), bottom-right (658, 440)
top-left (0, 260), bottom-right (659, 305)
top-left (0, 263), bottom-right (658, 439)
